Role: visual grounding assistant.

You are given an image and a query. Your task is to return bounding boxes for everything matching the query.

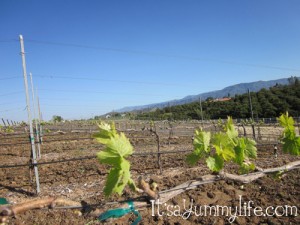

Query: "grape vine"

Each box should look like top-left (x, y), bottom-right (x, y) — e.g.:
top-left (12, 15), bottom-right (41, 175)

top-left (94, 122), bottom-right (136, 197)
top-left (278, 112), bottom-right (300, 155)
top-left (94, 113), bottom-right (299, 197)
top-left (186, 116), bottom-right (257, 173)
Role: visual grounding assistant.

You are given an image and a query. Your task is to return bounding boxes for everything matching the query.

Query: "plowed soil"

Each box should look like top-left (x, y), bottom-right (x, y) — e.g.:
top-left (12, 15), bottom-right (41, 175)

top-left (0, 124), bottom-right (299, 225)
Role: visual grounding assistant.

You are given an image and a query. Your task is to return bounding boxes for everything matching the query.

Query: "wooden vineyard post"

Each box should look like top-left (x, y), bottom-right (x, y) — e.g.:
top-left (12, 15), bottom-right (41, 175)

top-left (199, 97), bottom-right (204, 125)
top-left (150, 124), bottom-right (162, 174)
top-left (19, 35), bottom-right (40, 194)
top-left (241, 124), bottom-right (247, 137)
top-left (257, 124), bottom-right (261, 140)
top-left (157, 133), bottom-right (162, 174)
top-left (248, 89), bottom-right (256, 139)
top-left (251, 124), bottom-right (256, 139)
top-left (168, 122), bottom-right (174, 147)
top-left (2, 118), bottom-right (6, 127)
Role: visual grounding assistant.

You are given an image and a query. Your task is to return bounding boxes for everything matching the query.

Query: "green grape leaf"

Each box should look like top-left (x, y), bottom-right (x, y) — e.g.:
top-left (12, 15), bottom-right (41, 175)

top-left (212, 133), bottom-right (235, 161)
top-left (239, 162), bottom-right (256, 174)
top-left (128, 178), bottom-right (137, 191)
top-left (93, 122), bottom-right (117, 144)
top-left (106, 133), bottom-right (133, 157)
top-left (193, 130), bottom-right (211, 153)
top-left (282, 136), bottom-right (300, 155)
top-left (188, 116), bottom-right (258, 173)
top-left (206, 155), bottom-right (224, 172)
top-left (278, 112), bottom-right (300, 156)
top-left (225, 116), bottom-right (238, 140)
top-left (190, 116), bottom-right (258, 173)
top-left (244, 137), bottom-right (257, 159)
top-left (278, 112), bottom-right (294, 131)
top-left (97, 151), bottom-right (121, 167)
top-left (103, 159), bottom-right (132, 197)
top-left (234, 138), bottom-right (246, 165)
top-left (186, 152), bottom-right (202, 165)
top-left (103, 168), bottom-right (122, 196)
top-left (186, 130), bottom-right (211, 165)
top-left (278, 112), bottom-right (297, 140)
top-left (234, 137), bottom-right (257, 166)
top-left (115, 159), bottom-right (131, 195)
top-left (94, 122), bottom-right (135, 197)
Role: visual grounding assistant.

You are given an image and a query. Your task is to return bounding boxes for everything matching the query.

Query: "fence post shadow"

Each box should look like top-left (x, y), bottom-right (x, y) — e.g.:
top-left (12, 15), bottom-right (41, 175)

top-left (0, 183), bottom-right (36, 197)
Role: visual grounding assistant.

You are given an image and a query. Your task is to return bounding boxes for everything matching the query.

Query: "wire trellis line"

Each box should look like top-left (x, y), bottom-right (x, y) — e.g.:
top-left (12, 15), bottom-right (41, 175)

top-left (0, 142), bottom-right (280, 169)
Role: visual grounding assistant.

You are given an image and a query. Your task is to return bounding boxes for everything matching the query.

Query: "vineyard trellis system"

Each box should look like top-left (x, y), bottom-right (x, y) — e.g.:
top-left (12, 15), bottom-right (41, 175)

top-left (1, 117), bottom-right (300, 224)
top-left (0, 121), bottom-right (288, 190)
top-left (0, 142), bottom-right (279, 170)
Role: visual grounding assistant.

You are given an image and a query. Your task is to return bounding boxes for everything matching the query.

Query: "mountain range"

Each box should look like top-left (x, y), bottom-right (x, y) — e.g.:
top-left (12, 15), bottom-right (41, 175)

top-left (116, 77), bottom-right (298, 113)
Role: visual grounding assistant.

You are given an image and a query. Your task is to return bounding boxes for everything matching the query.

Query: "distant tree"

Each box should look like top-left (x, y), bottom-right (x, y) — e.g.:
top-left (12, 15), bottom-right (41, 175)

top-left (113, 112), bottom-right (120, 117)
top-left (206, 97), bottom-right (214, 101)
top-left (288, 76), bottom-right (297, 85)
top-left (295, 77), bottom-right (299, 86)
top-left (52, 115), bottom-right (63, 123)
top-left (20, 121), bottom-right (27, 126)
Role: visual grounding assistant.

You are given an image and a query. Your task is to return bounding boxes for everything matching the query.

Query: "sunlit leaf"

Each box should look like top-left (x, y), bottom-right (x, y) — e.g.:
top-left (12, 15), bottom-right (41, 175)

top-left (244, 137), bottom-right (257, 159)
top-left (103, 168), bottom-right (121, 197)
top-left (225, 116), bottom-right (238, 140)
top-left (96, 151), bottom-right (121, 167)
top-left (94, 122), bottom-right (135, 197)
top-left (206, 155), bottom-right (224, 172)
top-left (186, 130), bottom-right (211, 165)
top-left (114, 159), bottom-right (131, 195)
top-left (212, 133), bottom-right (235, 161)
top-left (234, 138), bottom-right (246, 165)
top-left (278, 112), bottom-right (294, 131)
top-left (193, 130), bottom-right (211, 153)
top-left (106, 133), bottom-right (133, 157)
top-left (278, 112), bottom-right (300, 155)
top-left (187, 116), bottom-right (258, 173)
top-left (282, 136), bottom-right (300, 155)
top-left (93, 122), bottom-right (117, 144)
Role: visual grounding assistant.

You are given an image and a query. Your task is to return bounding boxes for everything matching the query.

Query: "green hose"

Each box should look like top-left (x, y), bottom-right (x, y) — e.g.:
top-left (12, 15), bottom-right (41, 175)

top-left (98, 201), bottom-right (141, 225)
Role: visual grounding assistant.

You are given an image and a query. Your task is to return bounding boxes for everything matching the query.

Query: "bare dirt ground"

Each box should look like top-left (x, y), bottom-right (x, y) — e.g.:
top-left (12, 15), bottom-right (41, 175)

top-left (0, 123), bottom-right (299, 224)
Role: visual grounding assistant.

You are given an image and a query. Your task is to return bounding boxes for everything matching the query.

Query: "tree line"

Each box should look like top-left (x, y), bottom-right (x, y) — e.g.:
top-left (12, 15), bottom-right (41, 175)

top-left (134, 78), bottom-right (300, 121)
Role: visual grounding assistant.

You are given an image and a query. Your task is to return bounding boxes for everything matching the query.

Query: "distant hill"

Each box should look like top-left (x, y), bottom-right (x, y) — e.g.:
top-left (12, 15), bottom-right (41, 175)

top-left (116, 77), bottom-right (297, 113)
top-left (134, 78), bottom-right (300, 120)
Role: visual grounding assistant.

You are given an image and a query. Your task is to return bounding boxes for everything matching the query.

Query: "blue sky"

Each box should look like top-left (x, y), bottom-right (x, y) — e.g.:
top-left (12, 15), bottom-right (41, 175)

top-left (0, 0), bottom-right (299, 122)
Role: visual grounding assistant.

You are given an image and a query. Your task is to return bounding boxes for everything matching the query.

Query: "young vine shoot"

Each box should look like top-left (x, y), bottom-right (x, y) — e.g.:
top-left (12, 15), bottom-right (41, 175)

top-left (278, 112), bottom-right (300, 155)
top-left (94, 122), bottom-right (136, 197)
top-left (186, 116), bottom-right (257, 173)
top-left (93, 112), bottom-right (299, 197)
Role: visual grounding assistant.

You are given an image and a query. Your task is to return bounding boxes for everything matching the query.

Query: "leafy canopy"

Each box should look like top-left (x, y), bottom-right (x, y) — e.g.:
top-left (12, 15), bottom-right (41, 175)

top-left (94, 122), bottom-right (135, 197)
top-left (187, 116), bottom-right (257, 173)
top-left (278, 112), bottom-right (300, 155)
top-left (52, 115), bottom-right (63, 123)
